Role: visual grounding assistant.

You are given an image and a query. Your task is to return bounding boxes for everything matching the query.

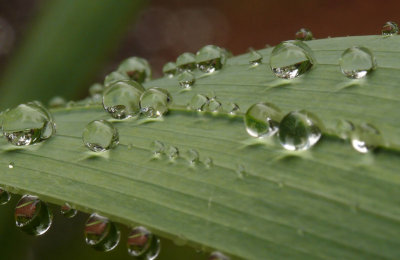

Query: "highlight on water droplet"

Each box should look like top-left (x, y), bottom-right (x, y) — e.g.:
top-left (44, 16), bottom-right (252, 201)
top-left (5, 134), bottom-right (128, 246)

top-left (61, 202), bottom-right (78, 218)
top-left (82, 120), bottom-right (119, 152)
top-left (189, 94), bottom-right (209, 112)
top-left (162, 62), bottom-right (177, 78)
top-left (104, 71), bottom-right (129, 87)
top-left (48, 96), bottom-right (66, 108)
top-left (350, 123), bottom-right (382, 153)
top-left (15, 195), bottom-right (53, 236)
top-left (206, 98), bottom-right (222, 112)
top-left (339, 46), bottom-right (376, 79)
top-left (270, 40), bottom-right (315, 79)
top-left (127, 226), bottom-right (161, 259)
top-left (140, 88), bottom-right (172, 118)
top-left (295, 28), bottom-right (313, 41)
top-left (151, 140), bottom-right (165, 157)
top-left (167, 145), bottom-right (179, 160)
top-left (187, 149), bottom-right (200, 165)
top-left (209, 251), bottom-right (231, 260)
top-left (178, 71), bottom-right (195, 88)
top-left (248, 48), bottom-right (263, 66)
top-left (278, 110), bottom-right (323, 151)
top-left (8, 162), bottom-right (14, 169)
top-left (176, 52), bottom-right (196, 72)
top-left (382, 21), bottom-right (399, 36)
top-left (84, 213), bottom-right (120, 252)
top-left (196, 45), bottom-right (226, 73)
top-left (0, 187), bottom-right (10, 205)
top-left (244, 102), bottom-right (282, 137)
top-left (2, 101), bottom-right (56, 146)
top-left (117, 57), bottom-right (151, 83)
top-left (102, 80), bottom-right (145, 119)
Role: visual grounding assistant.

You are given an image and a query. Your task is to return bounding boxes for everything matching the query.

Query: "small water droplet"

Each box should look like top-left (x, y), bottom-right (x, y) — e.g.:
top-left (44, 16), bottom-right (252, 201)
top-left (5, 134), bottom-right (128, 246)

top-left (151, 140), bottom-right (165, 157)
top-left (127, 143), bottom-right (133, 150)
top-left (178, 71), bottom-right (195, 88)
top-left (244, 103), bottom-right (282, 137)
top-left (295, 28), bottom-right (313, 41)
top-left (66, 100), bottom-right (76, 108)
top-left (187, 149), bottom-right (200, 165)
top-left (8, 162), bottom-right (14, 169)
top-left (382, 21), bottom-right (398, 36)
top-left (248, 48), bottom-right (263, 66)
top-left (140, 88), bottom-right (172, 118)
top-left (48, 96), bottom-right (66, 108)
top-left (339, 46), bottom-right (376, 79)
top-left (89, 83), bottom-right (104, 96)
top-left (206, 98), bottom-right (222, 112)
top-left (189, 94), bottom-right (209, 111)
top-left (196, 45), bottom-right (226, 73)
top-left (82, 120), bottom-right (119, 152)
top-left (117, 57), bottom-right (151, 83)
top-left (167, 146), bottom-right (179, 160)
top-left (204, 157), bottom-right (213, 168)
top-left (0, 187), bottom-right (10, 205)
top-left (270, 40), bottom-right (315, 79)
top-left (127, 226), bottom-right (161, 259)
top-left (102, 80), bottom-right (145, 119)
top-left (176, 52), bottom-right (196, 72)
top-left (350, 123), bottom-right (382, 153)
top-left (104, 71), bottom-right (129, 87)
top-left (84, 213), bottom-right (120, 252)
top-left (209, 251), bottom-right (230, 260)
top-left (278, 110), bottom-right (322, 151)
top-left (236, 164), bottom-right (247, 179)
top-left (15, 195), bottom-right (53, 236)
top-left (162, 62), bottom-right (177, 78)
top-left (336, 119), bottom-right (355, 139)
top-left (2, 102), bottom-right (56, 146)
top-left (61, 202), bottom-right (77, 218)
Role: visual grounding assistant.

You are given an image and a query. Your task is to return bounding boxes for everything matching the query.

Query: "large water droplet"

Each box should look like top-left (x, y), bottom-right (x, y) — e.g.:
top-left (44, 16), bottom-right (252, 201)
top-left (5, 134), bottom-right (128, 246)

top-left (102, 80), bottom-right (145, 119)
top-left (104, 71), bottom-right (129, 87)
top-left (190, 94), bottom-right (209, 111)
top-left (2, 102), bottom-right (56, 146)
top-left (206, 98), bottom-right (222, 112)
top-left (350, 123), bottom-right (382, 153)
top-left (278, 110), bottom-right (322, 151)
top-left (196, 45), bottom-right (226, 73)
top-left (167, 146), bottom-right (179, 160)
top-left (140, 88), bottom-right (172, 118)
top-left (162, 62), bottom-right (177, 78)
top-left (339, 46), bottom-right (376, 79)
top-left (61, 202), bottom-right (77, 218)
top-left (209, 251), bottom-right (230, 260)
top-left (176, 52), bottom-right (196, 72)
top-left (15, 195), bottom-right (53, 236)
top-left (117, 57), bottom-right (151, 83)
top-left (248, 48), bottom-right (263, 66)
top-left (270, 40), bottom-right (315, 79)
top-left (127, 226), bottom-right (161, 259)
top-left (82, 120), bottom-right (119, 152)
top-left (178, 71), bottom-right (196, 88)
top-left (295, 28), bottom-right (313, 41)
top-left (0, 187), bottom-right (10, 205)
top-left (382, 21), bottom-right (399, 36)
top-left (244, 103), bottom-right (282, 137)
top-left (84, 213), bottom-right (120, 252)
top-left (48, 96), bottom-right (66, 108)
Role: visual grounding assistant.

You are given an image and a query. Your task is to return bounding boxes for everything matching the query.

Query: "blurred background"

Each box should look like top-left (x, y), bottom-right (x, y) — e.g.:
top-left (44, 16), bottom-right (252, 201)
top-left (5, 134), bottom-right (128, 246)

top-left (0, 0), bottom-right (399, 259)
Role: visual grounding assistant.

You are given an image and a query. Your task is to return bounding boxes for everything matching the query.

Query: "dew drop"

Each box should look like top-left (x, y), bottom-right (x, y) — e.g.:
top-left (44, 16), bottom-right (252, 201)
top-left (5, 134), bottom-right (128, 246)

top-left (350, 123), bottom-right (382, 153)
top-left (187, 149), bottom-right (200, 165)
top-left (295, 28), bottom-right (313, 41)
top-left (204, 157), bottom-right (213, 168)
top-left (89, 83), bottom-right (104, 96)
top-left (196, 45), bottom-right (226, 73)
top-left (102, 80), bottom-right (145, 119)
top-left (61, 202), bottom-right (77, 218)
top-left (0, 187), bottom-right (10, 205)
top-left (2, 101), bottom-right (56, 146)
top-left (151, 140), bottom-right (165, 157)
top-left (278, 110), bottom-right (322, 151)
top-left (336, 119), bottom-right (355, 140)
top-left (382, 21), bottom-right (398, 36)
top-left (104, 71), bottom-right (129, 87)
top-left (82, 120), bottom-right (119, 152)
top-left (127, 226), bottom-right (161, 259)
top-left (190, 94), bottom-right (209, 111)
top-left (84, 213), bottom-right (120, 252)
top-left (167, 146), bottom-right (179, 160)
top-left (176, 52), bottom-right (196, 72)
top-left (178, 71), bottom-right (196, 88)
top-left (339, 46), bottom-right (376, 79)
top-left (140, 88), bottom-right (172, 118)
top-left (244, 102), bottom-right (282, 137)
top-left (8, 162), bottom-right (14, 169)
top-left (117, 57), bottom-right (151, 83)
top-left (48, 96), bottom-right (66, 108)
top-left (15, 195), bottom-right (53, 236)
top-left (248, 48), bottom-right (263, 66)
top-left (209, 251), bottom-right (230, 260)
top-left (269, 40), bottom-right (315, 79)
top-left (227, 103), bottom-right (240, 115)
top-left (206, 98), bottom-right (222, 112)
top-left (162, 62), bottom-right (177, 78)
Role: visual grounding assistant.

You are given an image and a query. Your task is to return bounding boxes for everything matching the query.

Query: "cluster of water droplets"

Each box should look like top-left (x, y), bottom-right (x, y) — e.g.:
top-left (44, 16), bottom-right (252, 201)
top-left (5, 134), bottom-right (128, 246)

top-left (188, 93), bottom-right (239, 115)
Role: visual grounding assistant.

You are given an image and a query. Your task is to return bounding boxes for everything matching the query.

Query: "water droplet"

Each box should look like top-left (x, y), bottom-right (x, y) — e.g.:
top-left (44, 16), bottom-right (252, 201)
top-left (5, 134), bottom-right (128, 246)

top-left (176, 52), bottom-right (196, 72)
top-left (102, 80), bottom-right (145, 119)
top-left (84, 213), bottom-right (120, 252)
top-left (66, 100), bottom-right (76, 108)
top-left (139, 88), bottom-right (172, 118)
top-left (167, 146), bottom-right (179, 160)
top-left (270, 40), bottom-right (315, 79)
top-left (295, 28), bottom-right (313, 41)
top-left (278, 110), bottom-right (322, 151)
top-left (209, 251), bottom-right (230, 260)
top-left (82, 120), bottom-right (119, 152)
top-left (89, 83), bottom-right (104, 96)
top-left (196, 45), bottom-right (226, 73)
top-left (336, 119), bottom-right (355, 139)
top-left (244, 103), bottom-right (282, 137)
top-left (187, 149), bottom-right (200, 165)
top-left (189, 94), bottom-right (209, 112)
top-left (15, 195), bottom-right (53, 236)
top-left (61, 202), bottom-right (77, 218)
top-left (127, 143), bottom-right (133, 150)
top-left (117, 57), bottom-right (151, 83)
top-left (206, 98), bottom-right (222, 112)
top-left (127, 226), bottom-right (161, 259)
top-left (227, 103), bottom-right (240, 115)
top-left (8, 162), bottom-right (14, 169)
top-left (382, 21), bottom-right (398, 36)
top-left (350, 123), bottom-right (382, 153)
top-left (2, 102), bottom-right (56, 146)
top-left (204, 157), bottom-right (213, 168)
top-left (162, 62), bottom-right (177, 78)
top-left (236, 164), bottom-right (247, 179)
top-left (339, 46), bottom-right (376, 79)
top-left (104, 71), bottom-right (129, 87)
top-left (48, 96), bottom-right (66, 108)
top-left (151, 140), bottom-right (165, 157)
top-left (248, 48), bottom-right (263, 66)
top-left (0, 187), bottom-right (10, 205)
top-left (178, 71), bottom-right (195, 88)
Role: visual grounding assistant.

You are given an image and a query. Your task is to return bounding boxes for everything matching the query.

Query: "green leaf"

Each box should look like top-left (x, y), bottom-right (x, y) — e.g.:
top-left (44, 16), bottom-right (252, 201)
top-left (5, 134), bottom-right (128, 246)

top-left (1, 35), bottom-right (400, 259)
